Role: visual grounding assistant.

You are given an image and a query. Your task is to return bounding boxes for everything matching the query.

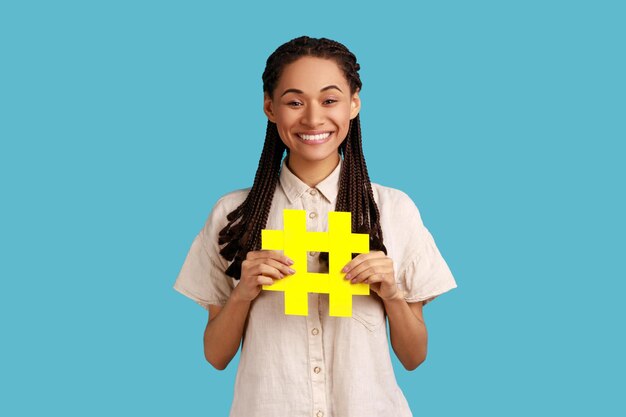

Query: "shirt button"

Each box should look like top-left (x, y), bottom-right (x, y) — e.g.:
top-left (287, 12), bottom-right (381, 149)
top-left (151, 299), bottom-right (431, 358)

top-left (313, 366), bottom-right (321, 374)
top-left (316, 411), bottom-right (324, 417)
top-left (311, 328), bottom-right (319, 336)
top-left (309, 189), bottom-right (317, 196)
top-left (309, 212), bottom-right (317, 219)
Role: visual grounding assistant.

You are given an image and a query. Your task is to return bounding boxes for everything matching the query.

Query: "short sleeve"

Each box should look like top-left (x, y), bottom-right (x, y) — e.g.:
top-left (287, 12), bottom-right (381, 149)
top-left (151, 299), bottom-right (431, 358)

top-left (392, 193), bottom-right (457, 305)
top-left (173, 194), bottom-right (243, 309)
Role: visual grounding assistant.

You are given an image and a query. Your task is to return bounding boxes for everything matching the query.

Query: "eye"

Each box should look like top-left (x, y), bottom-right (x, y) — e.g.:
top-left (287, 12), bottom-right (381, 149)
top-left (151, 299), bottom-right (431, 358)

top-left (323, 99), bottom-right (338, 105)
top-left (287, 101), bottom-right (303, 107)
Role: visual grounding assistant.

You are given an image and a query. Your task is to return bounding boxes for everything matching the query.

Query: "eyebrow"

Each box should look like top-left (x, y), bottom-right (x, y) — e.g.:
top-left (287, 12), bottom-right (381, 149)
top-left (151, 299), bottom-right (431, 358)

top-left (280, 85), bottom-right (343, 97)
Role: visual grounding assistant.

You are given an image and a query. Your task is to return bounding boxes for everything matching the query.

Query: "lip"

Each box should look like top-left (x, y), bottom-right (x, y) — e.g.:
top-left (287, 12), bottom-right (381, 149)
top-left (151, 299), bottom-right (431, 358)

top-left (295, 131), bottom-right (333, 144)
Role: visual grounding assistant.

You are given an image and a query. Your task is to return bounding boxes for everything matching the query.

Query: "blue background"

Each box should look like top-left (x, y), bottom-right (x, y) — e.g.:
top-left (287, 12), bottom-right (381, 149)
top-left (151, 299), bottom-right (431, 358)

top-left (1, 0), bottom-right (624, 415)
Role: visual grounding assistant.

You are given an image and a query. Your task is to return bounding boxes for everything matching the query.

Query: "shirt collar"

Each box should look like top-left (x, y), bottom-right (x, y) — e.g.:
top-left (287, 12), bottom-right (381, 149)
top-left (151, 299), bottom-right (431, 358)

top-left (279, 158), bottom-right (342, 205)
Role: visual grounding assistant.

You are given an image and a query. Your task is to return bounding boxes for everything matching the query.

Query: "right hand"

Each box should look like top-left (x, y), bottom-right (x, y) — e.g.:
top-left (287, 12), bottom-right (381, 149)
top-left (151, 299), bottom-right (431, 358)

top-left (233, 250), bottom-right (295, 302)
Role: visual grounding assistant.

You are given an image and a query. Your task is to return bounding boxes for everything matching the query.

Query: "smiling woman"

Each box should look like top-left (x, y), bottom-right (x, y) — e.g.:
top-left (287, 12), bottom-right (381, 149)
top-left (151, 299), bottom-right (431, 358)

top-left (173, 36), bottom-right (457, 417)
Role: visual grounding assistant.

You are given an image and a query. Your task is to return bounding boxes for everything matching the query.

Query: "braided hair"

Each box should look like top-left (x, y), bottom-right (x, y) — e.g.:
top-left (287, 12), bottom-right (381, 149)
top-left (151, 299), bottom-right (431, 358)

top-left (219, 36), bottom-right (386, 279)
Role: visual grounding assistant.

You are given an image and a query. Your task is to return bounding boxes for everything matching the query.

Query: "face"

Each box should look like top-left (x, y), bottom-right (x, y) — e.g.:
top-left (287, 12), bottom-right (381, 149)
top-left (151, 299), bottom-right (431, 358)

top-left (264, 56), bottom-right (361, 172)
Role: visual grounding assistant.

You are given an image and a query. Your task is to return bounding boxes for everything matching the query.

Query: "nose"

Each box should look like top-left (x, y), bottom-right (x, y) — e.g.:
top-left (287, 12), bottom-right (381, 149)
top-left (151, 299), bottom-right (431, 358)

top-left (301, 103), bottom-right (324, 127)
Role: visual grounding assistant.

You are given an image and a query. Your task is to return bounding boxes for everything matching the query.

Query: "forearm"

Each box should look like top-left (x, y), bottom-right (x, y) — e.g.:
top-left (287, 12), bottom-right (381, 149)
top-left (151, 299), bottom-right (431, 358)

top-left (203, 289), bottom-right (251, 370)
top-left (383, 294), bottom-right (428, 370)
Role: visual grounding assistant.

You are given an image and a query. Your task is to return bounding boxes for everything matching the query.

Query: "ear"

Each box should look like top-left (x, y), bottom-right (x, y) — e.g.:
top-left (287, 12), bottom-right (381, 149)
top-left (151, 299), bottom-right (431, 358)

top-left (349, 89), bottom-right (361, 120)
top-left (263, 93), bottom-right (277, 123)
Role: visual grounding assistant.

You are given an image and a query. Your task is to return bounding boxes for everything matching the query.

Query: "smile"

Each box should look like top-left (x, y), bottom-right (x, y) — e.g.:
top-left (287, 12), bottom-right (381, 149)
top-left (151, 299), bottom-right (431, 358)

top-left (296, 132), bottom-right (332, 142)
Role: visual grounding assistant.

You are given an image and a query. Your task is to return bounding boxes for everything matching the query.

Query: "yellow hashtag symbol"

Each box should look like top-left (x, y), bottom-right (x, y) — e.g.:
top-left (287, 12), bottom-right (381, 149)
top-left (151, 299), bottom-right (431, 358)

top-left (261, 209), bottom-right (370, 317)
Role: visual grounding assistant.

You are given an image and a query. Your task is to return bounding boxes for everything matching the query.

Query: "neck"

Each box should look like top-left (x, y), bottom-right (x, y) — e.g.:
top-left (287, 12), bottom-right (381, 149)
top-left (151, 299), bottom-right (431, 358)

top-left (286, 153), bottom-right (340, 187)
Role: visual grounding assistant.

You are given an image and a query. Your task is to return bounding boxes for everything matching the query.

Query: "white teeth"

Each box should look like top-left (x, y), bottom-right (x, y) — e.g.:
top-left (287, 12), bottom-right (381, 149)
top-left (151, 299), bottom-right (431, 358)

top-left (298, 132), bottom-right (331, 141)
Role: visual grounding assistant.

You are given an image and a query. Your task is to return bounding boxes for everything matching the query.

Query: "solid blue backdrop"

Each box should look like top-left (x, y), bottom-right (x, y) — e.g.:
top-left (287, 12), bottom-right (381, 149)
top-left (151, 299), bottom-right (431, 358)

top-left (1, 1), bottom-right (624, 416)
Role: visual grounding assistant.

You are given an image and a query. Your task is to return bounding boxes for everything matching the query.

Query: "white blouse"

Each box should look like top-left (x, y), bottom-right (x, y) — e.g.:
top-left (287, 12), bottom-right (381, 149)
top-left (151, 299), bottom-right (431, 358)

top-left (174, 159), bottom-right (457, 417)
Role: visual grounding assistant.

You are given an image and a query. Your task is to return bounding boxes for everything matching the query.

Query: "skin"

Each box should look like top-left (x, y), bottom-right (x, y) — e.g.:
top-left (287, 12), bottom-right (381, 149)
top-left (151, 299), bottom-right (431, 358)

top-left (203, 56), bottom-right (428, 371)
top-left (263, 56), bottom-right (360, 186)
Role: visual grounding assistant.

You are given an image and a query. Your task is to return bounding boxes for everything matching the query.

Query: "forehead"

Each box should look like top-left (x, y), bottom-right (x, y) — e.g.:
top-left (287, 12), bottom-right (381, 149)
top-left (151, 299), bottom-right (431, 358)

top-left (277, 56), bottom-right (349, 92)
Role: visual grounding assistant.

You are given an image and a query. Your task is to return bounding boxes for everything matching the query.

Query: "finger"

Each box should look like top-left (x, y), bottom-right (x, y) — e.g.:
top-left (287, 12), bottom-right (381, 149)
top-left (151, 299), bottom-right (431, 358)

top-left (351, 260), bottom-right (394, 284)
top-left (245, 250), bottom-right (264, 261)
top-left (256, 275), bottom-right (275, 286)
top-left (247, 250), bottom-right (294, 266)
top-left (264, 251), bottom-right (295, 266)
top-left (341, 251), bottom-right (385, 274)
top-left (353, 271), bottom-right (390, 285)
top-left (344, 258), bottom-right (390, 280)
top-left (254, 263), bottom-right (285, 280)
top-left (349, 266), bottom-right (380, 284)
top-left (264, 258), bottom-right (296, 277)
top-left (246, 259), bottom-right (295, 279)
top-left (242, 262), bottom-right (281, 281)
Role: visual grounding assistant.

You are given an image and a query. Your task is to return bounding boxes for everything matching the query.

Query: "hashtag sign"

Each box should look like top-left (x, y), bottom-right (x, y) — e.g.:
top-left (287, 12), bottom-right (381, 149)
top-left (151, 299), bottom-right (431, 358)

top-left (261, 209), bottom-right (370, 317)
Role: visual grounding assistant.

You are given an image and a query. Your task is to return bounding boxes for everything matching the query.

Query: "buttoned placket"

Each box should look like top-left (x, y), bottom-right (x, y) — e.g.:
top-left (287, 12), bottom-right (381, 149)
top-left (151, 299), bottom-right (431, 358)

top-left (302, 188), bottom-right (328, 417)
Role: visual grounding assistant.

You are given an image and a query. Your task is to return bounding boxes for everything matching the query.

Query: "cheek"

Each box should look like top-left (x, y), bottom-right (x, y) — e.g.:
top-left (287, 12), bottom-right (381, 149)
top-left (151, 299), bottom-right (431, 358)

top-left (275, 124), bottom-right (292, 144)
top-left (331, 107), bottom-right (352, 128)
top-left (274, 109), bottom-right (297, 129)
top-left (273, 114), bottom-right (295, 145)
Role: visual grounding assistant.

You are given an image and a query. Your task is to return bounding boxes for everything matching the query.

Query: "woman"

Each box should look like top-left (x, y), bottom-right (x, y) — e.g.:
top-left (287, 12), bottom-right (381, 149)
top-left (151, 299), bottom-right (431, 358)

top-left (174, 36), bottom-right (456, 417)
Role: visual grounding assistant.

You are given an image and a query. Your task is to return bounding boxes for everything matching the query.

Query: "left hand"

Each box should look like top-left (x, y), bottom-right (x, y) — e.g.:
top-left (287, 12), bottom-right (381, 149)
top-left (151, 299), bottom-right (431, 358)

top-left (342, 251), bottom-right (400, 301)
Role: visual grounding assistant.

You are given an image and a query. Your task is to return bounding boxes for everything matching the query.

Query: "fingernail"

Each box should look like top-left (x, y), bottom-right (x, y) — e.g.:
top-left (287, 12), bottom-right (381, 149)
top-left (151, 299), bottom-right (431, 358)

top-left (345, 273), bottom-right (351, 280)
top-left (341, 266), bottom-right (348, 272)
top-left (350, 279), bottom-right (356, 284)
top-left (287, 259), bottom-right (294, 265)
top-left (279, 273), bottom-right (284, 279)
top-left (288, 268), bottom-right (296, 274)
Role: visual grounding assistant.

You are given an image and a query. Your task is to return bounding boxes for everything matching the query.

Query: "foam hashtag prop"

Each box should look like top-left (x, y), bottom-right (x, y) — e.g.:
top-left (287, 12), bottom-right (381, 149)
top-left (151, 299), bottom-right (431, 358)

top-left (261, 210), bottom-right (370, 317)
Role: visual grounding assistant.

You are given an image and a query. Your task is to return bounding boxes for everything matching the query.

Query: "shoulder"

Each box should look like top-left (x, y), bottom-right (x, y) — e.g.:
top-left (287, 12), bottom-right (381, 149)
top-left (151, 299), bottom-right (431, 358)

top-left (371, 182), bottom-right (423, 222)
top-left (212, 188), bottom-right (250, 214)
top-left (201, 188), bottom-right (251, 238)
top-left (370, 182), bottom-right (428, 259)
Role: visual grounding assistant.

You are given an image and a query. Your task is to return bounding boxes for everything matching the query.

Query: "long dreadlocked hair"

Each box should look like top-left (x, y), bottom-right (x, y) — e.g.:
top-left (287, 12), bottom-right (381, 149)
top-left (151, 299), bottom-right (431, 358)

top-left (219, 36), bottom-right (386, 279)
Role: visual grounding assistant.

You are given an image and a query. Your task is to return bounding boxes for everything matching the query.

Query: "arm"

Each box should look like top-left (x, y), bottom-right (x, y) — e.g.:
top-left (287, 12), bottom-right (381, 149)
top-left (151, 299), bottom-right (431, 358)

top-left (203, 251), bottom-right (294, 370)
top-left (343, 251), bottom-right (427, 370)
top-left (203, 292), bottom-right (251, 370)
top-left (382, 296), bottom-right (427, 370)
